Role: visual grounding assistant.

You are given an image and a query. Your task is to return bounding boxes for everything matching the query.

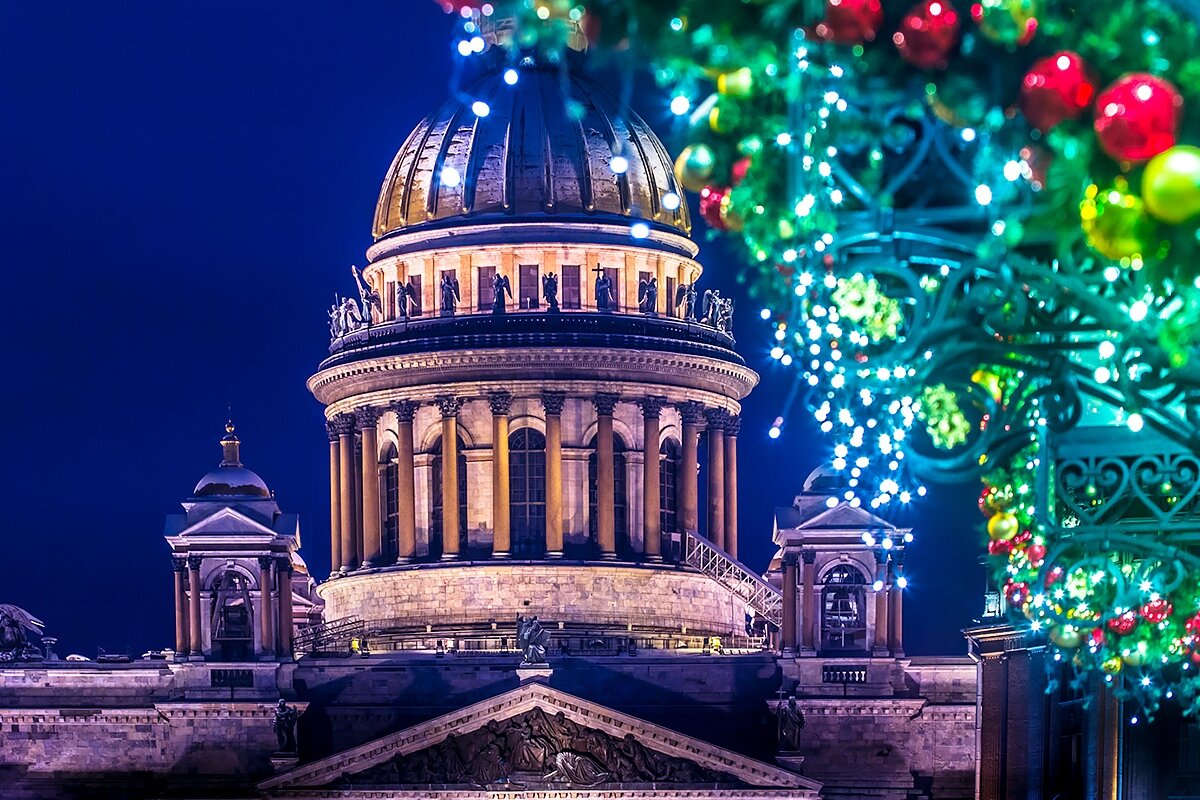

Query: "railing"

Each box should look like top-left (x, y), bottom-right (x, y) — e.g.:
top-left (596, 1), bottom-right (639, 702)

top-left (293, 616), bottom-right (365, 656)
top-left (683, 532), bottom-right (783, 629)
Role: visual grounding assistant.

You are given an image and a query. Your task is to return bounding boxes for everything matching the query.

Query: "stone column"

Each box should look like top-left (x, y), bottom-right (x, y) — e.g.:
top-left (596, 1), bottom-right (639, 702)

top-left (276, 558), bottom-right (293, 657)
top-left (326, 421), bottom-right (342, 577)
top-left (678, 401), bottom-right (704, 536)
top-left (392, 400), bottom-right (418, 563)
top-left (541, 392), bottom-right (566, 558)
top-left (890, 556), bottom-right (905, 656)
top-left (489, 392), bottom-right (513, 558)
top-left (334, 414), bottom-right (358, 572)
top-left (782, 553), bottom-right (798, 653)
top-left (357, 407), bottom-right (383, 568)
top-left (172, 558), bottom-right (189, 656)
top-left (257, 556), bottom-right (275, 658)
top-left (724, 415), bottom-right (740, 559)
top-left (801, 550), bottom-right (816, 651)
top-left (638, 397), bottom-right (666, 561)
top-left (705, 410), bottom-right (727, 550)
top-left (352, 434), bottom-right (364, 561)
top-left (594, 393), bottom-right (619, 559)
top-left (187, 556), bottom-right (203, 658)
top-left (874, 551), bottom-right (889, 655)
top-left (436, 395), bottom-right (463, 559)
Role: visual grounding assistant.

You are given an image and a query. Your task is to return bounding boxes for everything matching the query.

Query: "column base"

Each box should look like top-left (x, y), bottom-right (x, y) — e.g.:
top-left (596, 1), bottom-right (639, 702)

top-left (492, 551), bottom-right (511, 560)
top-left (395, 556), bottom-right (413, 565)
top-left (360, 561), bottom-right (377, 570)
top-left (890, 648), bottom-right (905, 658)
top-left (645, 554), bottom-right (664, 563)
top-left (440, 553), bottom-right (460, 561)
top-left (600, 552), bottom-right (618, 561)
top-left (545, 550), bottom-right (564, 559)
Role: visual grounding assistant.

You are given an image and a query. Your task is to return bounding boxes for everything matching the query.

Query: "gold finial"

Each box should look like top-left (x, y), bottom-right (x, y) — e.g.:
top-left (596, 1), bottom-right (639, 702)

top-left (226, 420), bottom-right (236, 435)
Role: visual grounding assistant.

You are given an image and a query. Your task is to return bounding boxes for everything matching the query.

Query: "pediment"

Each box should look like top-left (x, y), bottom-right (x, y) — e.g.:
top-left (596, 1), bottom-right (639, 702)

top-left (794, 502), bottom-right (903, 534)
top-left (261, 681), bottom-right (819, 797)
top-left (176, 506), bottom-right (277, 538)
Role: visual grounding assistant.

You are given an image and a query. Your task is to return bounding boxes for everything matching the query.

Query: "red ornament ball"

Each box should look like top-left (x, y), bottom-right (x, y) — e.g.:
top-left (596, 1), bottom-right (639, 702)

top-left (1186, 612), bottom-right (1200, 635)
top-left (1140, 597), bottom-right (1174, 624)
top-left (1025, 542), bottom-right (1046, 565)
top-left (1019, 51), bottom-right (1097, 133)
top-left (731, 157), bottom-right (752, 186)
top-left (1043, 565), bottom-right (1064, 588)
top-left (894, 0), bottom-right (962, 69)
top-left (699, 185), bottom-right (730, 230)
top-left (1106, 611), bottom-right (1138, 636)
top-left (1094, 74), bottom-right (1183, 163)
top-left (1088, 628), bottom-right (1105, 649)
top-left (816, 0), bottom-right (885, 44)
top-left (1003, 580), bottom-right (1028, 603)
top-left (987, 539), bottom-right (1012, 556)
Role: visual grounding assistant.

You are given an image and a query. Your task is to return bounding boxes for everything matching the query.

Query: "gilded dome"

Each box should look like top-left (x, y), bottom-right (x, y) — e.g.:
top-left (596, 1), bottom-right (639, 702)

top-left (372, 65), bottom-right (691, 240)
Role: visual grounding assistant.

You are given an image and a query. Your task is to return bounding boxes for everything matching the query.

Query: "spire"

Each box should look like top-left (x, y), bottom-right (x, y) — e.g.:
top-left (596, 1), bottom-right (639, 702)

top-left (220, 420), bottom-right (242, 467)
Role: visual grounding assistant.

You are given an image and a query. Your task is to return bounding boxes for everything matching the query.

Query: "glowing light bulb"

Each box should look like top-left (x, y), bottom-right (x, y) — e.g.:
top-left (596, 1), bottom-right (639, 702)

top-left (471, 100), bottom-right (490, 117)
top-left (503, 68), bottom-right (519, 85)
top-left (670, 95), bottom-right (690, 115)
top-left (896, 576), bottom-right (908, 589)
top-left (610, 155), bottom-right (629, 174)
top-left (661, 192), bottom-right (681, 211)
top-left (975, 184), bottom-right (993, 205)
top-left (440, 166), bottom-right (462, 187)
top-left (1127, 413), bottom-right (1144, 432)
top-left (630, 222), bottom-right (650, 239)
top-left (872, 579), bottom-right (884, 591)
top-left (769, 426), bottom-right (782, 440)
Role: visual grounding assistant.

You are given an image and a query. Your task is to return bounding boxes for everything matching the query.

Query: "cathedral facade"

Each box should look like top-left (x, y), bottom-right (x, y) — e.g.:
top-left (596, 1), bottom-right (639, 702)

top-left (0, 54), bottom-right (979, 800)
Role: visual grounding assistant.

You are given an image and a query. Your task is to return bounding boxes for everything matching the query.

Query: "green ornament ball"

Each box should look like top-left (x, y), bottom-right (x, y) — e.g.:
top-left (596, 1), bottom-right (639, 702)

top-left (1142, 145), bottom-right (1200, 224)
top-left (1080, 180), bottom-right (1157, 263)
top-left (971, 0), bottom-right (1038, 47)
top-left (674, 144), bottom-right (716, 192)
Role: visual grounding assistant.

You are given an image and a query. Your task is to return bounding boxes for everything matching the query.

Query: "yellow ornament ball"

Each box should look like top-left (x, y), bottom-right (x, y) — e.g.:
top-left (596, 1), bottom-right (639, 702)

top-left (1101, 656), bottom-right (1124, 674)
top-left (674, 144), bottom-right (716, 193)
top-left (1142, 145), bottom-right (1200, 224)
top-left (717, 67), bottom-right (753, 98)
top-left (987, 511), bottom-right (1019, 541)
top-left (1049, 625), bottom-right (1082, 648)
top-left (971, 369), bottom-right (1004, 403)
top-left (1080, 179), bottom-right (1157, 263)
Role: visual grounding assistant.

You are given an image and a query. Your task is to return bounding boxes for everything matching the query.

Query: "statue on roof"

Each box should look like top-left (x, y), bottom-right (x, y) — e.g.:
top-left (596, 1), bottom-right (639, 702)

top-left (351, 265), bottom-right (383, 325)
top-left (0, 604), bottom-right (45, 662)
top-left (593, 266), bottom-right (614, 313)
top-left (396, 280), bottom-right (417, 319)
top-left (492, 272), bottom-right (513, 315)
top-left (330, 295), bottom-right (364, 339)
top-left (517, 614), bottom-right (550, 664)
top-left (542, 272), bottom-right (560, 312)
top-left (638, 276), bottom-right (658, 314)
top-left (674, 282), bottom-right (697, 321)
top-left (440, 272), bottom-right (461, 316)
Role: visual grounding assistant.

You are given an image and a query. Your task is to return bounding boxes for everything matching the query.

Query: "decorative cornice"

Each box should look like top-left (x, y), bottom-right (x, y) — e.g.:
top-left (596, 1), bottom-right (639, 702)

top-left (354, 406), bottom-right (381, 429)
top-left (435, 395), bottom-right (462, 419)
top-left (678, 401), bottom-right (706, 424)
top-left (637, 395), bottom-right (668, 419)
top-left (539, 391), bottom-right (566, 416)
top-left (391, 400), bottom-right (418, 424)
top-left (593, 392), bottom-right (620, 416)
top-left (487, 391), bottom-right (514, 416)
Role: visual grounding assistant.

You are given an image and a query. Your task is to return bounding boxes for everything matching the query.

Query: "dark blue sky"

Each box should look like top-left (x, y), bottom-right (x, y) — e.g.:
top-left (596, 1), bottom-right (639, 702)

top-left (0, 1), bottom-right (982, 657)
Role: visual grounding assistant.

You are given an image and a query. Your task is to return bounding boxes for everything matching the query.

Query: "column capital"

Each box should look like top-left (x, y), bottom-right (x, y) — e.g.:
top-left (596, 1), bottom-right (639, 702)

top-left (801, 549), bottom-right (817, 565)
top-left (325, 420), bottom-right (340, 443)
top-left (391, 400), bottom-right (419, 423)
top-left (593, 392), bottom-right (620, 416)
top-left (637, 396), bottom-right (668, 418)
top-left (187, 555), bottom-right (203, 571)
top-left (875, 548), bottom-right (890, 565)
top-left (488, 391), bottom-right (514, 415)
top-left (354, 406), bottom-right (381, 430)
top-left (705, 408), bottom-right (728, 430)
top-left (677, 401), bottom-right (706, 424)
top-left (435, 395), bottom-right (463, 419)
top-left (172, 557), bottom-right (188, 573)
top-left (540, 391), bottom-right (566, 416)
top-left (332, 413), bottom-right (356, 437)
top-left (258, 555), bottom-right (274, 571)
top-left (724, 414), bottom-right (742, 437)
top-left (782, 552), bottom-right (800, 568)
top-left (276, 557), bottom-right (293, 575)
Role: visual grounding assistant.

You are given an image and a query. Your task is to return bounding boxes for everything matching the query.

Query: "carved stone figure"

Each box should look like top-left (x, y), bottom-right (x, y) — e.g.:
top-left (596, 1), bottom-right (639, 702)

top-left (777, 695), bottom-right (805, 751)
top-left (701, 289), bottom-right (722, 326)
top-left (517, 615), bottom-right (550, 664)
top-left (328, 301), bottom-right (342, 338)
top-left (543, 750), bottom-right (609, 785)
top-left (273, 699), bottom-right (299, 752)
top-left (440, 272), bottom-right (461, 316)
top-left (0, 604), bottom-right (44, 662)
top-left (492, 272), bottom-right (513, 315)
top-left (674, 282), bottom-right (697, 320)
top-left (339, 296), bottom-right (364, 333)
top-left (351, 265), bottom-right (382, 325)
top-left (638, 276), bottom-right (658, 314)
top-left (593, 266), bottom-right (614, 312)
top-left (396, 280), bottom-right (416, 319)
top-left (715, 296), bottom-right (735, 334)
top-left (542, 272), bottom-right (560, 312)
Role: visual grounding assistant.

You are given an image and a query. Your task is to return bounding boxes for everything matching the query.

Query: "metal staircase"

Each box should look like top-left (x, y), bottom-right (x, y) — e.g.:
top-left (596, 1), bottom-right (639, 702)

top-left (683, 532), bottom-right (783, 628)
top-left (293, 615), bottom-right (365, 656)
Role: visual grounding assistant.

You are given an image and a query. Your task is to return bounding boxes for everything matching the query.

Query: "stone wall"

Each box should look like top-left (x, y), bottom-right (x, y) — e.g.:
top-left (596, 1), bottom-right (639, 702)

top-left (318, 561), bottom-right (744, 637)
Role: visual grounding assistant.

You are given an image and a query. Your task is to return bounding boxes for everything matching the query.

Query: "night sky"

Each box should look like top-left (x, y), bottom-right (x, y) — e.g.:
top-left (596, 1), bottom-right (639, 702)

top-left (0, 2), bottom-right (982, 658)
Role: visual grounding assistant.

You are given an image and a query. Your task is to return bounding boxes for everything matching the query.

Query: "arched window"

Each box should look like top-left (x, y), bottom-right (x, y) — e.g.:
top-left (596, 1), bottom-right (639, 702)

top-left (380, 442), bottom-right (399, 563)
top-left (430, 435), bottom-right (467, 560)
top-left (659, 439), bottom-right (681, 562)
top-left (509, 428), bottom-right (546, 558)
top-left (587, 433), bottom-right (629, 559)
top-left (209, 570), bottom-right (253, 662)
top-left (821, 565), bottom-right (868, 652)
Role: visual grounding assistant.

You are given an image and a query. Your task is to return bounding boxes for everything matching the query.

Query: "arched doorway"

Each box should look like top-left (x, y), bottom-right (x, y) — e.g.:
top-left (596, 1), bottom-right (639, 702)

top-left (587, 433), bottom-right (629, 559)
top-left (509, 428), bottom-right (546, 558)
top-left (209, 570), bottom-right (253, 662)
top-left (820, 565), bottom-right (868, 653)
top-left (430, 435), bottom-right (468, 560)
top-left (380, 442), bottom-right (398, 563)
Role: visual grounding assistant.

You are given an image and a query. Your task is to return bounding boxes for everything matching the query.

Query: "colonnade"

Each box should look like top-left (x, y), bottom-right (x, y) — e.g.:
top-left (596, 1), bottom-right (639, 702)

top-left (172, 555), bottom-right (294, 660)
top-left (325, 393), bottom-right (742, 571)
top-left (779, 550), bottom-right (904, 656)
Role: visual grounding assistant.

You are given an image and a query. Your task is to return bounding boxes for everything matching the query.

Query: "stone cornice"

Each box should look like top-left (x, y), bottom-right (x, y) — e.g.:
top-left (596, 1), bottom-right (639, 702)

top-left (277, 791), bottom-right (814, 799)
top-left (309, 348), bottom-right (758, 408)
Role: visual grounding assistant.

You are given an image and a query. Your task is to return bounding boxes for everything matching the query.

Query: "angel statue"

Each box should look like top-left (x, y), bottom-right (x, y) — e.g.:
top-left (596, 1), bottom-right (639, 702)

top-left (517, 614), bottom-right (551, 665)
top-left (328, 299), bottom-right (344, 339)
top-left (542, 272), bottom-right (560, 312)
top-left (715, 296), bottom-right (735, 335)
top-left (395, 280), bottom-right (416, 320)
top-left (674, 282), bottom-right (697, 321)
top-left (638, 276), bottom-right (658, 314)
top-left (593, 265), bottom-right (614, 312)
top-left (0, 604), bottom-right (45, 662)
top-left (340, 296), bottom-right (364, 333)
top-left (440, 272), bottom-right (461, 316)
top-left (492, 272), bottom-right (514, 315)
top-left (351, 265), bottom-right (382, 325)
top-left (701, 289), bottom-right (724, 327)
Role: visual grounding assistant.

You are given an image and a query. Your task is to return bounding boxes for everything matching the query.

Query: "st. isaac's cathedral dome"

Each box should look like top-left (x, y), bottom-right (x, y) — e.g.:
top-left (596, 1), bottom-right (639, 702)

top-left (372, 64), bottom-right (691, 241)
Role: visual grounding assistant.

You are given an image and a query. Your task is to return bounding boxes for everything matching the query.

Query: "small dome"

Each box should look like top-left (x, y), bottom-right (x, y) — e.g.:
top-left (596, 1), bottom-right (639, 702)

top-left (193, 466), bottom-right (271, 498)
top-left (802, 464), bottom-right (848, 494)
top-left (372, 64), bottom-right (691, 240)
